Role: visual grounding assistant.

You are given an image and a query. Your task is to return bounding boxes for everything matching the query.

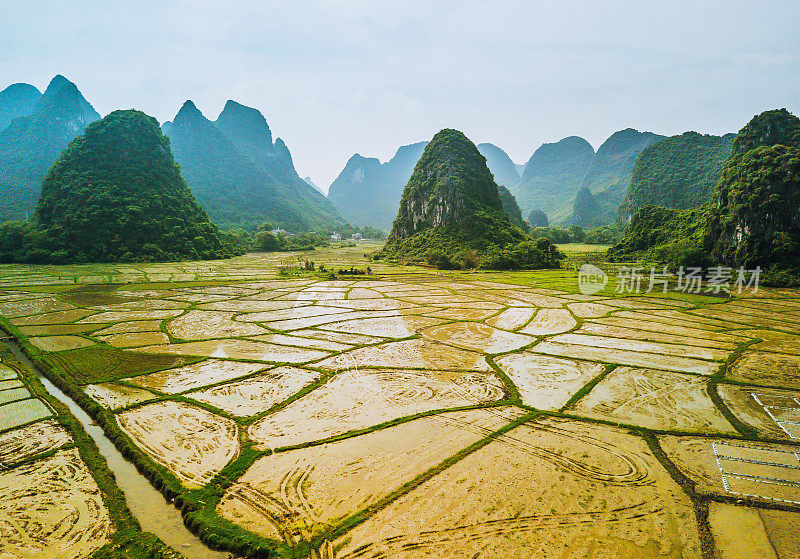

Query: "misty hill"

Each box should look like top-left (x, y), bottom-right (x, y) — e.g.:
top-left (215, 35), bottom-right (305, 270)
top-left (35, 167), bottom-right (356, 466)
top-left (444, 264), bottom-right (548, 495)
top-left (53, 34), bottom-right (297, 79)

top-left (477, 143), bottom-right (520, 187)
top-left (0, 110), bottom-right (231, 263)
top-left (512, 129), bottom-right (660, 227)
top-left (527, 209), bottom-right (549, 227)
top-left (564, 128), bottom-right (662, 226)
top-left (165, 100), bottom-right (345, 231)
top-left (510, 136), bottom-right (595, 223)
top-left (304, 177), bottom-right (325, 194)
top-left (497, 185), bottom-right (527, 229)
top-left (380, 129), bottom-right (561, 270)
top-left (0, 75), bottom-right (100, 222)
top-left (328, 141), bottom-right (428, 230)
top-left (0, 82), bottom-right (41, 131)
top-left (568, 187), bottom-right (601, 228)
top-left (620, 131), bottom-right (735, 221)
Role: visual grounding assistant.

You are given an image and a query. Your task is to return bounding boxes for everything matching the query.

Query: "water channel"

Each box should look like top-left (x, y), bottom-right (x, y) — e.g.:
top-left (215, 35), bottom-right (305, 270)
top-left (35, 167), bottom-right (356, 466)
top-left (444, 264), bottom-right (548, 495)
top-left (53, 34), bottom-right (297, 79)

top-left (3, 339), bottom-right (230, 559)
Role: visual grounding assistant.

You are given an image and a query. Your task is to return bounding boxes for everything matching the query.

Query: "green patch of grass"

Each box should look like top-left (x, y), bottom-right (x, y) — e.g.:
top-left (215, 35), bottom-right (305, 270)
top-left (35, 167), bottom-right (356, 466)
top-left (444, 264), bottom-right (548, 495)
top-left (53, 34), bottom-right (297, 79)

top-left (41, 345), bottom-right (202, 385)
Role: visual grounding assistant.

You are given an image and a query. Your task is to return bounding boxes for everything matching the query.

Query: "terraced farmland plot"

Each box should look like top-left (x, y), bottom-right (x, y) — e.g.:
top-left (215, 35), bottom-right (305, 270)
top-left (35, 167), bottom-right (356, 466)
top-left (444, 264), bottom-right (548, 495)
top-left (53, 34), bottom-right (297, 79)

top-left (570, 367), bottom-right (735, 432)
top-left (187, 366), bottom-right (322, 416)
top-left (0, 398), bottom-right (52, 431)
top-left (117, 401), bottom-right (239, 487)
top-left (3, 260), bottom-right (800, 559)
top-left (0, 449), bottom-right (112, 559)
top-left (660, 436), bottom-right (800, 504)
top-left (729, 352), bottom-right (800, 389)
top-left (0, 419), bottom-right (72, 467)
top-left (717, 385), bottom-right (800, 440)
top-left (496, 353), bottom-right (603, 410)
top-left (334, 418), bottom-right (702, 559)
top-left (247, 368), bottom-right (507, 448)
top-left (83, 382), bottom-right (158, 409)
top-left (219, 408), bottom-right (522, 541)
top-left (127, 358), bottom-right (266, 394)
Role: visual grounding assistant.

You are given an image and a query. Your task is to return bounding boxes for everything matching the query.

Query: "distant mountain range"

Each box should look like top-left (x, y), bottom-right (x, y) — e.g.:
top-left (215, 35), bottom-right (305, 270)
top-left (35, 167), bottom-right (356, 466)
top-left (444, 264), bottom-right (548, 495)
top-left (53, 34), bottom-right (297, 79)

top-left (510, 136), bottom-right (595, 224)
top-left (164, 99), bottom-right (344, 231)
top-left (566, 128), bottom-right (663, 227)
top-left (509, 130), bottom-right (661, 227)
top-left (0, 75), bottom-right (100, 222)
top-left (0, 74), bottom-right (743, 236)
top-left (328, 141), bottom-right (428, 230)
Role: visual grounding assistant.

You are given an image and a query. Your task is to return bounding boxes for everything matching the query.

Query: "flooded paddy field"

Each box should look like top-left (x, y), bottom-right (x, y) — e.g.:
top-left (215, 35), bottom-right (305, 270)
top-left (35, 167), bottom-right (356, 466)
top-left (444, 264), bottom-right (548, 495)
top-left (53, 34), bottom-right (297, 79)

top-left (1, 244), bottom-right (800, 558)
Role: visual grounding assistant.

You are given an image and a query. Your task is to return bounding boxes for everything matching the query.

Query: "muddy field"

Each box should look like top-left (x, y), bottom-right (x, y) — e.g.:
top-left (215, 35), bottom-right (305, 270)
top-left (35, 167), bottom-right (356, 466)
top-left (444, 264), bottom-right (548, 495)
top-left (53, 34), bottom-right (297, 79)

top-left (0, 449), bottom-right (113, 559)
top-left (2, 252), bottom-right (800, 558)
top-left (117, 401), bottom-right (239, 487)
top-left (335, 418), bottom-right (701, 559)
top-left (219, 407), bottom-right (523, 541)
top-left (569, 367), bottom-right (736, 432)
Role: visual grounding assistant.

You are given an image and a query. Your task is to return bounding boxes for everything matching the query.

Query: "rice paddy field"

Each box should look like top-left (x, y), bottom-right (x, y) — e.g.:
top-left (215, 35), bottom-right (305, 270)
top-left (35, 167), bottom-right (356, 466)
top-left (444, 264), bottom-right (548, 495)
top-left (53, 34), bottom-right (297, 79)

top-left (2, 241), bottom-right (800, 558)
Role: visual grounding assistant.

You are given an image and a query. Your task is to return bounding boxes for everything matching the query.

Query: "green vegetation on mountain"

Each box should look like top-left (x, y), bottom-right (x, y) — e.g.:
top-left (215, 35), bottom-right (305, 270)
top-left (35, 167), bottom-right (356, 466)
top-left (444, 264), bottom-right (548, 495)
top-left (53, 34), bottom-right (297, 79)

top-left (564, 129), bottom-right (662, 226)
top-left (0, 82), bottom-right (41, 130)
top-left (510, 136), bottom-right (595, 223)
top-left (621, 131), bottom-right (735, 220)
top-left (608, 205), bottom-right (705, 265)
top-left (0, 75), bottom-right (100, 222)
top-left (610, 108), bottom-right (800, 285)
top-left (705, 141), bottom-right (800, 281)
top-left (328, 141), bottom-right (428, 230)
top-left (0, 110), bottom-right (236, 263)
top-left (568, 187), bottom-right (600, 227)
top-left (329, 140), bottom-right (522, 232)
top-left (497, 185), bottom-right (528, 229)
top-left (378, 129), bottom-right (562, 270)
top-left (527, 209), bottom-right (549, 227)
top-left (729, 108), bottom-right (800, 158)
top-left (166, 99), bottom-right (345, 231)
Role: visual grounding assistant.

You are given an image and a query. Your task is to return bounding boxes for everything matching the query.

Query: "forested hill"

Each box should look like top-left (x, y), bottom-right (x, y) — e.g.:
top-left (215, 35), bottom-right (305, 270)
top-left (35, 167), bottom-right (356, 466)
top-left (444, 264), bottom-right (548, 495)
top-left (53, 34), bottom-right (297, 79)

top-left (328, 140), bottom-right (522, 231)
top-left (0, 110), bottom-right (233, 263)
top-left (610, 108), bottom-right (800, 286)
top-left (165, 99), bottom-right (345, 231)
top-left (620, 131), bottom-right (735, 221)
top-left (380, 129), bottom-right (561, 271)
top-left (0, 75), bottom-right (100, 222)
top-left (510, 136), bottom-right (595, 223)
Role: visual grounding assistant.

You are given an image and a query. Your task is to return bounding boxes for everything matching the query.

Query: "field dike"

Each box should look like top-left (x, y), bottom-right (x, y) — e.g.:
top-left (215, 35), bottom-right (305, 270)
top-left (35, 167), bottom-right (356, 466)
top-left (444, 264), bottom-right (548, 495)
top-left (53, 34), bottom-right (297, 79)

top-left (0, 337), bottom-right (186, 559)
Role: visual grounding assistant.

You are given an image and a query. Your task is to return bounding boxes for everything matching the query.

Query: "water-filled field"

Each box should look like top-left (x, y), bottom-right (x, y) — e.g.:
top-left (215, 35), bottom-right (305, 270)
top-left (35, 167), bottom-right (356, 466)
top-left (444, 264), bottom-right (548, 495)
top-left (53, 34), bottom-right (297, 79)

top-left (2, 243), bottom-right (800, 558)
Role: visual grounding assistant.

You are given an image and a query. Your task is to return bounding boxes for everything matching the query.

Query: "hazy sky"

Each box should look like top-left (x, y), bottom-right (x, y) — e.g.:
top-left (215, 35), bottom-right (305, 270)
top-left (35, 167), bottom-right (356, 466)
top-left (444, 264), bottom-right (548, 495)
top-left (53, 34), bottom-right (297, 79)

top-left (2, 1), bottom-right (799, 190)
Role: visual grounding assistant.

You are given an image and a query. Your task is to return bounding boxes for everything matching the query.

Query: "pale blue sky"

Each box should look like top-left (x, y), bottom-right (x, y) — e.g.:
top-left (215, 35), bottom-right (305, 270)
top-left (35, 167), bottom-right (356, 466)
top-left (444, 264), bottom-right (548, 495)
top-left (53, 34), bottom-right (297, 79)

top-left (2, 1), bottom-right (798, 189)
